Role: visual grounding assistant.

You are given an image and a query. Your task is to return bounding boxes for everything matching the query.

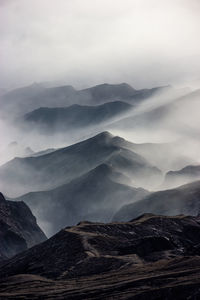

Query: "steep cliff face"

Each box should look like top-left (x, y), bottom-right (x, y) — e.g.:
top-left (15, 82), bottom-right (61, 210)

top-left (0, 192), bottom-right (46, 260)
top-left (1, 214), bottom-right (200, 299)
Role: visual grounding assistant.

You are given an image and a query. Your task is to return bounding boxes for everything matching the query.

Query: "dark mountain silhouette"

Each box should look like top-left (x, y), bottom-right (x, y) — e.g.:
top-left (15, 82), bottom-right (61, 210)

top-left (14, 163), bottom-right (148, 236)
top-left (1, 214), bottom-right (200, 299)
top-left (164, 164), bottom-right (200, 188)
top-left (0, 192), bottom-right (46, 261)
top-left (113, 180), bottom-right (200, 222)
top-left (0, 132), bottom-right (161, 197)
top-left (22, 101), bottom-right (132, 132)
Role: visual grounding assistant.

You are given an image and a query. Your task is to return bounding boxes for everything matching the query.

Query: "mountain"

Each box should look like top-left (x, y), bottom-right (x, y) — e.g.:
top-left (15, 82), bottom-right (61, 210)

top-left (80, 83), bottom-right (171, 105)
top-left (164, 164), bottom-right (200, 188)
top-left (1, 83), bottom-right (76, 117)
top-left (108, 88), bottom-right (197, 132)
top-left (1, 214), bottom-right (200, 299)
top-left (109, 137), bottom-right (195, 173)
top-left (22, 101), bottom-right (132, 132)
top-left (0, 192), bottom-right (46, 261)
top-left (1, 82), bottom-right (170, 118)
top-left (113, 180), bottom-right (200, 222)
top-left (0, 132), bottom-right (161, 197)
top-left (80, 83), bottom-right (136, 103)
top-left (14, 163), bottom-right (148, 236)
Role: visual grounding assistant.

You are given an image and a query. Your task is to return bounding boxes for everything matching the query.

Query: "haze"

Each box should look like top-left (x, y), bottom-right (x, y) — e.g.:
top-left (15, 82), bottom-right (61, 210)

top-left (1, 0), bottom-right (200, 90)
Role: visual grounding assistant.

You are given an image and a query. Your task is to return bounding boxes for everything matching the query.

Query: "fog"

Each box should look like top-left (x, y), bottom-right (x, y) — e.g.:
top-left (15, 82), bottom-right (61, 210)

top-left (0, 0), bottom-right (200, 236)
top-left (0, 0), bottom-right (200, 89)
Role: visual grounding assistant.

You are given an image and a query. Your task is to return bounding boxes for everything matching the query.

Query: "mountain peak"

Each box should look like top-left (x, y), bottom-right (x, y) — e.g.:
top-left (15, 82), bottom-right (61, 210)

top-left (94, 131), bottom-right (113, 139)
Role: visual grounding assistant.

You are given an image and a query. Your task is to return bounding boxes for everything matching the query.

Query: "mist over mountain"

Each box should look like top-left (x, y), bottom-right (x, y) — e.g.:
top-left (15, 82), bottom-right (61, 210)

top-left (164, 164), bottom-right (200, 188)
top-left (113, 180), bottom-right (200, 222)
top-left (0, 131), bottom-right (161, 197)
top-left (1, 0), bottom-right (200, 298)
top-left (0, 192), bottom-right (46, 261)
top-left (14, 163), bottom-right (148, 236)
top-left (22, 101), bottom-right (132, 133)
top-left (0, 83), bottom-right (167, 119)
top-left (108, 87), bottom-right (196, 132)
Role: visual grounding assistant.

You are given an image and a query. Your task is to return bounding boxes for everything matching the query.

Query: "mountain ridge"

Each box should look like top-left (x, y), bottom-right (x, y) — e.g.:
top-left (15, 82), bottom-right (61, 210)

top-left (1, 214), bottom-right (200, 298)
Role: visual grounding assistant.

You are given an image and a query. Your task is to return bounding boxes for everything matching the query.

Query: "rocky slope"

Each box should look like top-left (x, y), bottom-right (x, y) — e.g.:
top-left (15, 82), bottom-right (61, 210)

top-left (113, 180), bottom-right (200, 222)
top-left (0, 192), bottom-right (46, 261)
top-left (1, 214), bottom-right (200, 299)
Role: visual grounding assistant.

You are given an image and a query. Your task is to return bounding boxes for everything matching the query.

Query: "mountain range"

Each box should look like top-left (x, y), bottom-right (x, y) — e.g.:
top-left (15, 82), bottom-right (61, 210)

top-left (14, 163), bottom-right (148, 236)
top-left (113, 180), bottom-right (200, 222)
top-left (1, 80), bottom-right (200, 299)
top-left (1, 82), bottom-right (171, 117)
top-left (164, 164), bottom-right (200, 188)
top-left (0, 132), bottom-right (162, 197)
top-left (21, 101), bottom-right (132, 132)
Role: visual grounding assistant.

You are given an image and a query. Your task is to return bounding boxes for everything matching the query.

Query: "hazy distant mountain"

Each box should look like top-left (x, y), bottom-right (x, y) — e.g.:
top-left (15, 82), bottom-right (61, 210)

top-left (1, 214), bottom-right (200, 299)
top-left (0, 132), bottom-right (161, 197)
top-left (108, 136), bottom-right (195, 173)
top-left (113, 180), bottom-right (200, 222)
top-left (109, 88), bottom-right (198, 132)
top-left (80, 83), bottom-right (171, 105)
top-left (1, 83), bottom-right (77, 117)
top-left (14, 163), bottom-right (148, 236)
top-left (22, 101), bottom-right (132, 132)
top-left (164, 165), bottom-right (200, 188)
top-left (0, 192), bottom-right (46, 261)
top-left (1, 82), bottom-right (171, 117)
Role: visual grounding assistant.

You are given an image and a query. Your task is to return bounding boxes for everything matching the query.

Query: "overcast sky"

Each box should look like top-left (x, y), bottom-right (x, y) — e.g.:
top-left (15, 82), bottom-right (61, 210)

top-left (0, 0), bottom-right (200, 89)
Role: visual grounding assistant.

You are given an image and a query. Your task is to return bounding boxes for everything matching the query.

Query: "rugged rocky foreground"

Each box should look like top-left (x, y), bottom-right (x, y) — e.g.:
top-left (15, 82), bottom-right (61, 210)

top-left (0, 193), bottom-right (46, 261)
top-left (1, 214), bottom-right (200, 299)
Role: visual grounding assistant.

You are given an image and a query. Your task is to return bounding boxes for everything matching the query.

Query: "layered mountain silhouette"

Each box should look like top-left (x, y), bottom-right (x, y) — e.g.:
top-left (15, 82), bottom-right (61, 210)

top-left (0, 132), bottom-right (161, 197)
top-left (1, 214), bottom-right (200, 299)
top-left (14, 163), bottom-right (148, 236)
top-left (113, 180), bottom-right (200, 222)
top-left (0, 192), bottom-right (46, 261)
top-left (22, 101), bottom-right (132, 132)
top-left (164, 164), bottom-right (200, 188)
top-left (1, 82), bottom-right (170, 117)
top-left (1, 83), bottom-right (76, 117)
top-left (80, 83), bottom-right (168, 104)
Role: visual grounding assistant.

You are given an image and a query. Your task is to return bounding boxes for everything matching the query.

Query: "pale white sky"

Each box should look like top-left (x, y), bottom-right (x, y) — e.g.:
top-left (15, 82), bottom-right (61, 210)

top-left (0, 0), bottom-right (200, 89)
